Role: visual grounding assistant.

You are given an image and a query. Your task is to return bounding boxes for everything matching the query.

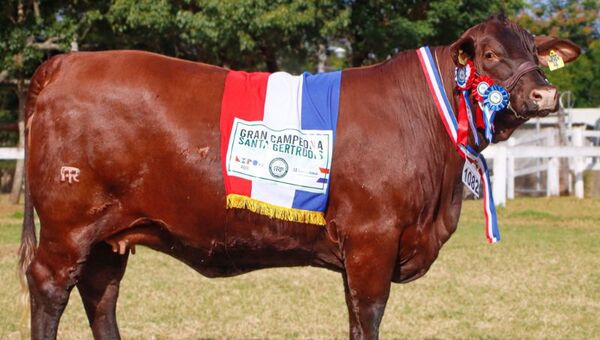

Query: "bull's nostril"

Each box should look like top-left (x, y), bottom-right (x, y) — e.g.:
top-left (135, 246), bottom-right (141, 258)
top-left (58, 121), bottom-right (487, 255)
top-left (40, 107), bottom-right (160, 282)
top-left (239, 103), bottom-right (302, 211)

top-left (529, 87), bottom-right (558, 111)
top-left (530, 90), bottom-right (543, 102)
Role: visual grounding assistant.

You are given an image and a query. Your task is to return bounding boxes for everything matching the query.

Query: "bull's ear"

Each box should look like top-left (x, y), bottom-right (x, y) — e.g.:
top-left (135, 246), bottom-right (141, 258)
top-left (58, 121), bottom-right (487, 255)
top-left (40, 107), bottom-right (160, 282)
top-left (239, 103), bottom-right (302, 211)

top-left (535, 35), bottom-right (581, 66)
top-left (450, 36), bottom-right (476, 66)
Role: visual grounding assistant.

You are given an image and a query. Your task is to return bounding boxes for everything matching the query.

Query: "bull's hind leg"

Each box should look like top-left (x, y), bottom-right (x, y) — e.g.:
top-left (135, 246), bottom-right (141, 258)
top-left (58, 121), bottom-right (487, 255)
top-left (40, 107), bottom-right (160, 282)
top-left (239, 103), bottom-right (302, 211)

top-left (27, 236), bottom-right (89, 339)
top-left (26, 214), bottom-right (122, 339)
top-left (77, 242), bottom-right (129, 340)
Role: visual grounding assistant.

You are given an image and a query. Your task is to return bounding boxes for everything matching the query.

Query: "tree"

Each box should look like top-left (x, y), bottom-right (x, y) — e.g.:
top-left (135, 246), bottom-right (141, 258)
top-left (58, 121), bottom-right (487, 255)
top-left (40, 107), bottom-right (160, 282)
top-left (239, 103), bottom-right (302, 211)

top-left (1, 1), bottom-right (64, 203)
top-left (105, 0), bottom-right (343, 72)
top-left (0, 0), bottom-right (104, 203)
top-left (3, 0), bottom-right (597, 204)
top-left (339, 0), bottom-right (524, 67)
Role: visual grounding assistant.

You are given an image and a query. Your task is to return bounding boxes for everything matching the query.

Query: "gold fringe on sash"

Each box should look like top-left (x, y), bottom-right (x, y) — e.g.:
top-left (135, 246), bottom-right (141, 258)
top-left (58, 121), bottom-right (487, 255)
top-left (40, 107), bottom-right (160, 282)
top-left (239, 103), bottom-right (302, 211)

top-left (226, 194), bottom-right (327, 226)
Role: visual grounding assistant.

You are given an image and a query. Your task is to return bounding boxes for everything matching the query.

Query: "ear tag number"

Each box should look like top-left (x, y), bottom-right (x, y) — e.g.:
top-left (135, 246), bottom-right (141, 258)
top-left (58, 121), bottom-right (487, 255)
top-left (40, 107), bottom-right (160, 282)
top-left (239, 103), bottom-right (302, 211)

top-left (548, 50), bottom-right (565, 71)
top-left (462, 161), bottom-right (480, 198)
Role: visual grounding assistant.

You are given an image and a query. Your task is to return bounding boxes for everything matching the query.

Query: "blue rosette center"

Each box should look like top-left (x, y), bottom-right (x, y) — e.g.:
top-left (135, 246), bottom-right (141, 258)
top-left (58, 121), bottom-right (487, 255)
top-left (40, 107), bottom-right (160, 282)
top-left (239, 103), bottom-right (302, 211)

top-left (483, 84), bottom-right (509, 112)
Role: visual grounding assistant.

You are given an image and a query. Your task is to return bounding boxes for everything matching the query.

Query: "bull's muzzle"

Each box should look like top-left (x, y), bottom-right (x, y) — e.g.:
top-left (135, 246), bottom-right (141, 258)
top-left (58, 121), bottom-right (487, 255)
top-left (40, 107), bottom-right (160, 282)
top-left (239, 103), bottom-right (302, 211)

top-left (530, 86), bottom-right (558, 112)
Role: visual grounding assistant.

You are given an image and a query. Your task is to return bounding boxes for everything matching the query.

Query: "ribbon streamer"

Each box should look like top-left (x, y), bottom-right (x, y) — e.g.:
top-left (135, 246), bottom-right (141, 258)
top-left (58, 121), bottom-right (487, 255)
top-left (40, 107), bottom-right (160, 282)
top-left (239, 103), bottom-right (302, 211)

top-left (455, 62), bottom-right (478, 145)
top-left (459, 144), bottom-right (500, 243)
top-left (457, 91), bottom-right (470, 146)
top-left (463, 91), bottom-right (480, 146)
top-left (417, 46), bottom-right (500, 244)
top-left (472, 75), bottom-right (493, 130)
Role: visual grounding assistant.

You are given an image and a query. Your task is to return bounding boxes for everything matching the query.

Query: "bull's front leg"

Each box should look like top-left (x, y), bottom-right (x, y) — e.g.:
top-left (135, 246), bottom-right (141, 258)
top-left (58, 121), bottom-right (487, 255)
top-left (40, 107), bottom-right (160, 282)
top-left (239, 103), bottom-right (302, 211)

top-left (340, 223), bottom-right (400, 340)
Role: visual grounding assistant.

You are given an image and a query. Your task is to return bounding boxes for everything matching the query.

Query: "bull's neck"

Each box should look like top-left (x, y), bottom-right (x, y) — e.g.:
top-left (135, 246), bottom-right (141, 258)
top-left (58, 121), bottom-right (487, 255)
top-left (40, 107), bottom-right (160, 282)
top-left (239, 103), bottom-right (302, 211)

top-left (379, 45), bottom-right (462, 151)
top-left (338, 46), bottom-right (466, 243)
top-left (403, 45), bottom-right (460, 128)
top-left (382, 46), bottom-right (465, 238)
top-left (343, 45), bottom-right (463, 158)
top-left (428, 46), bottom-right (460, 115)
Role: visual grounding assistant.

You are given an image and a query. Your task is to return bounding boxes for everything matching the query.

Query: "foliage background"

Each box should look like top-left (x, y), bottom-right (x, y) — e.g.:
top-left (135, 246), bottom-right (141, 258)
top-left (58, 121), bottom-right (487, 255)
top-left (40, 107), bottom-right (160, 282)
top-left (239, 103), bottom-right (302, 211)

top-left (0, 1), bottom-right (597, 198)
top-left (0, 0), bottom-right (600, 194)
top-left (1, 0), bottom-right (598, 105)
top-left (0, 0), bottom-right (597, 200)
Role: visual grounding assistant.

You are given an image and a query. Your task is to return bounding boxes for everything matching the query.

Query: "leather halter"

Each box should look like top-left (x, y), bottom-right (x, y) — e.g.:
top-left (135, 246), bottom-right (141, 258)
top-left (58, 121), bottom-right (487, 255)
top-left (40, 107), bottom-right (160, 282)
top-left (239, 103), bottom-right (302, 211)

top-left (500, 61), bottom-right (540, 92)
top-left (497, 60), bottom-right (542, 120)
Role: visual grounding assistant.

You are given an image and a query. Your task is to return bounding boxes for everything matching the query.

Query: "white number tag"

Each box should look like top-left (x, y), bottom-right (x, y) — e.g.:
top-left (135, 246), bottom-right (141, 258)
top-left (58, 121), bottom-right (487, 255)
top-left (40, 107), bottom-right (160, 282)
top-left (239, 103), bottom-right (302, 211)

top-left (462, 161), bottom-right (481, 198)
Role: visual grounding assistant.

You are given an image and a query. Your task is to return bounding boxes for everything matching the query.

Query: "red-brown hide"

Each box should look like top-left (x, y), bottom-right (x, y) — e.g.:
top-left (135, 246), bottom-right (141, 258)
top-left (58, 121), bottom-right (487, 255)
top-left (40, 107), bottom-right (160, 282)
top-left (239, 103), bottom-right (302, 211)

top-left (20, 15), bottom-right (580, 340)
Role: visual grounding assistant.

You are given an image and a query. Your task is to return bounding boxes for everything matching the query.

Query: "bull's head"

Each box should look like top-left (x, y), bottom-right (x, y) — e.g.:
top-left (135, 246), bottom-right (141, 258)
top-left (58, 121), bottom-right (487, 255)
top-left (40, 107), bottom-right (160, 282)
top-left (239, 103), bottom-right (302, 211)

top-left (450, 14), bottom-right (581, 142)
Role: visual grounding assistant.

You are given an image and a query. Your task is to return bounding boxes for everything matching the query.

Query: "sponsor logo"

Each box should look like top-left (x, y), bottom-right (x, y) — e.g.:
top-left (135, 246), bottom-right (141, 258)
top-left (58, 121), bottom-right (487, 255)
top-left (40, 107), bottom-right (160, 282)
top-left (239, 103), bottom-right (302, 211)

top-left (269, 158), bottom-right (288, 178)
top-left (235, 156), bottom-right (261, 170)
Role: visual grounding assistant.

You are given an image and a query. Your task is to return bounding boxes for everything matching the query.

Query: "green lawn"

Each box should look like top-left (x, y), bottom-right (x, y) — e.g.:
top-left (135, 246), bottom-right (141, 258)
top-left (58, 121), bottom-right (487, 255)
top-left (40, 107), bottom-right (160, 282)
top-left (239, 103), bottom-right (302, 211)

top-left (1, 197), bottom-right (599, 339)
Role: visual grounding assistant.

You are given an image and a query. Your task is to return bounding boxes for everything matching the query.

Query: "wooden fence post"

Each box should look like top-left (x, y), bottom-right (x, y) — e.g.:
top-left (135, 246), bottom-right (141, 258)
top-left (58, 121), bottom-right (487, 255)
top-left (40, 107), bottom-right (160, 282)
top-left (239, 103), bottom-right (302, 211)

top-left (572, 127), bottom-right (585, 198)
top-left (547, 130), bottom-right (560, 196)
top-left (507, 138), bottom-right (515, 200)
top-left (493, 145), bottom-right (507, 207)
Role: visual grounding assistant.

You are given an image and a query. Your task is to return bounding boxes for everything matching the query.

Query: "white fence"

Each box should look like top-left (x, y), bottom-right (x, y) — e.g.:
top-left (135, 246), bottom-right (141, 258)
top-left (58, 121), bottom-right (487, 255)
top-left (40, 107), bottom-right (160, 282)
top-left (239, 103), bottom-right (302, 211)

top-left (2, 125), bottom-right (599, 208)
top-left (0, 147), bottom-right (23, 160)
top-left (483, 127), bottom-right (600, 206)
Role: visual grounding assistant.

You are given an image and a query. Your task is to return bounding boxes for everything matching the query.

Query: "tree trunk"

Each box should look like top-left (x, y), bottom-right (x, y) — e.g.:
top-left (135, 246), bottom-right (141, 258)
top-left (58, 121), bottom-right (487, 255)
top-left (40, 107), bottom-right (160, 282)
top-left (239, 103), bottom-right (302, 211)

top-left (351, 52), bottom-right (367, 67)
top-left (10, 1), bottom-right (27, 204)
top-left (10, 79), bottom-right (26, 204)
top-left (317, 44), bottom-right (327, 73)
top-left (260, 46), bottom-right (279, 73)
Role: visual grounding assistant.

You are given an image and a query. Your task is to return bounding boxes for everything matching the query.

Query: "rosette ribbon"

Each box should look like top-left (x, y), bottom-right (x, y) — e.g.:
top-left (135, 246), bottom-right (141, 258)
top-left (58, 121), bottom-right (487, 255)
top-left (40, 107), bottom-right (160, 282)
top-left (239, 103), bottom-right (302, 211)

top-left (482, 84), bottom-right (509, 142)
top-left (455, 61), bottom-right (479, 145)
top-left (455, 60), bottom-right (475, 90)
top-left (460, 145), bottom-right (500, 243)
top-left (471, 75), bottom-right (493, 130)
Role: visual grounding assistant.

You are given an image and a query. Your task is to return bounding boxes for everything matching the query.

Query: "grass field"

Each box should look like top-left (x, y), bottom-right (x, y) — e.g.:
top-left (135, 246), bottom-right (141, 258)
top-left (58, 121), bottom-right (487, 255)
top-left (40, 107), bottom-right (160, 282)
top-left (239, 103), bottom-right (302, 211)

top-left (1, 196), bottom-right (599, 339)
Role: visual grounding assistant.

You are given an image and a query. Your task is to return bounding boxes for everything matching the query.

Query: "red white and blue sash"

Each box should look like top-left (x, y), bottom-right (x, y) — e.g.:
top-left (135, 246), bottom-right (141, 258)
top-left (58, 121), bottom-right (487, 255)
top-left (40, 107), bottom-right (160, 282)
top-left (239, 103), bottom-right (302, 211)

top-left (417, 46), bottom-right (500, 243)
top-left (220, 71), bottom-right (341, 225)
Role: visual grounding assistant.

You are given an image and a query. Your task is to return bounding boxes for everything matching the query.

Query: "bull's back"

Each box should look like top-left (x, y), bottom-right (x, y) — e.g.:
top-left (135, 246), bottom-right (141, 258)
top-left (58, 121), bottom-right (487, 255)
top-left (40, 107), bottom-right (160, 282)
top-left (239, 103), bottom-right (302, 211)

top-left (28, 51), bottom-right (229, 237)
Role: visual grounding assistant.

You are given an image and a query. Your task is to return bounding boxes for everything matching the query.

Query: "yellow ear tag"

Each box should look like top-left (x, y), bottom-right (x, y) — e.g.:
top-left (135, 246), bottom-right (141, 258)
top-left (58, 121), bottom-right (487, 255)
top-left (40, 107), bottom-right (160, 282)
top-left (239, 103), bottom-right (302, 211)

top-left (458, 49), bottom-right (467, 65)
top-left (548, 50), bottom-right (565, 71)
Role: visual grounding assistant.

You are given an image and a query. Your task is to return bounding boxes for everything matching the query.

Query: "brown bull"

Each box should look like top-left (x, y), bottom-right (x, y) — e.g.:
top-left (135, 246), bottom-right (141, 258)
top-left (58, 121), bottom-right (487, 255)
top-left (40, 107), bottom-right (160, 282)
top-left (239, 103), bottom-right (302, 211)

top-left (19, 15), bottom-right (579, 339)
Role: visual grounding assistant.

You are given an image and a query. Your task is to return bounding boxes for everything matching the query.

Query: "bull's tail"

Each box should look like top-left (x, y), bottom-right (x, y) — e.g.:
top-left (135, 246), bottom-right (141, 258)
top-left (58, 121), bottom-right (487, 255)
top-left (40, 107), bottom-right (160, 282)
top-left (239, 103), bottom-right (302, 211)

top-left (18, 54), bottom-right (62, 337)
top-left (18, 138), bottom-right (36, 337)
top-left (17, 90), bottom-right (38, 337)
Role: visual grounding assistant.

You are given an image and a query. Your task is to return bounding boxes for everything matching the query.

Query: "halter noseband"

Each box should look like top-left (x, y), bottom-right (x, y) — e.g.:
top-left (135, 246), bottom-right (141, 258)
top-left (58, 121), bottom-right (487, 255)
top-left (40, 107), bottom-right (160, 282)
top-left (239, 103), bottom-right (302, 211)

top-left (497, 60), bottom-right (542, 119)
top-left (499, 61), bottom-right (541, 92)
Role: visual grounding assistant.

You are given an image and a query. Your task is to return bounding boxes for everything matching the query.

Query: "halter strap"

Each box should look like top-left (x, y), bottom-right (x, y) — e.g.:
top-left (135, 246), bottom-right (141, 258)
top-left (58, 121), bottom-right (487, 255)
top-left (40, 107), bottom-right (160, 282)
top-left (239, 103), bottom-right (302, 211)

top-left (500, 61), bottom-right (540, 91)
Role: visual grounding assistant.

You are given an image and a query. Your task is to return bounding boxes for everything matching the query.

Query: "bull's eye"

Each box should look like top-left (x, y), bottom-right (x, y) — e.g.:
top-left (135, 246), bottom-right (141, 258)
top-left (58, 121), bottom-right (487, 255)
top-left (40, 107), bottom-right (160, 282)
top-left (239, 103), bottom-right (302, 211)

top-left (484, 51), bottom-right (497, 60)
